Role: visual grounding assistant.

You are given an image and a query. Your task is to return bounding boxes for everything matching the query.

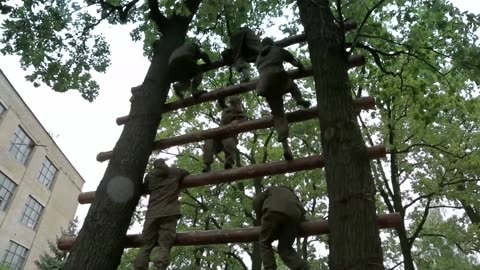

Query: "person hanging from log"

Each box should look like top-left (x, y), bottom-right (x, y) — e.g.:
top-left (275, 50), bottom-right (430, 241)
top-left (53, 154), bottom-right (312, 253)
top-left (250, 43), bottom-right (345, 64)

top-left (255, 37), bottom-right (311, 160)
top-left (202, 96), bottom-right (247, 173)
top-left (168, 41), bottom-right (212, 99)
top-left (253, 185), bottom-right (311, 270)
top-left (221, 27), bottom-right (262, 82)
top-left (134, 158), bottom-right (189, 270)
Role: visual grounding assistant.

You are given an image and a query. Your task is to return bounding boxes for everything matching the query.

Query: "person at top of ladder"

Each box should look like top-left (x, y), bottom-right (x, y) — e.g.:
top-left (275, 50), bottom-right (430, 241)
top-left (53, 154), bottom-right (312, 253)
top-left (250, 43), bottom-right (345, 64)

top-left (255, 37), bottom-right (311, 160)
top-left (222, 27), bottom-right (262, 82)
top-left (134, 158), bottom-right (189, 270)
top-left (253, 185), bottom-right (311, 270)
top-left (168, 41), bottom-right (212, 99)
top-left (202, 96), bottom-right (248, 172)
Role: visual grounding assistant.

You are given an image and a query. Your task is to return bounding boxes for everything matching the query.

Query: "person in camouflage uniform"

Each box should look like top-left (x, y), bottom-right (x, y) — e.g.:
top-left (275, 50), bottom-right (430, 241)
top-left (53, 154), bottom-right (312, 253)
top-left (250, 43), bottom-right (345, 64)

top-left (134, 159), bottom-right (189, 270)
top-left (222, 27), bottom-right (262, 82)
top-left (253, 186), bottom-right (310, 270)
top-left (168, 41), bottom-right (212, 99)
top-left (255, 37), bottom-right (311, 160)
top-left (202, 96), bottom-right (247, 173)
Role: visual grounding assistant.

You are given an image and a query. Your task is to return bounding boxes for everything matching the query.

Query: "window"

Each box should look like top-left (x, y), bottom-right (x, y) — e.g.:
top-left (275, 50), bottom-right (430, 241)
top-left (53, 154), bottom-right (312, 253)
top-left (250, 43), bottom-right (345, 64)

top-left (37, 158), bottom-right (57, 189)
top-left (0, 172), bottom-right (17, 211)
top-left (2, 241), bottom-right (28, 270)
top-left (0, 102), bottom-right (6, 117)
top-left (9, 126), bottom-right (34, 165)
top-left (20, 196), bottom-right (44, 230)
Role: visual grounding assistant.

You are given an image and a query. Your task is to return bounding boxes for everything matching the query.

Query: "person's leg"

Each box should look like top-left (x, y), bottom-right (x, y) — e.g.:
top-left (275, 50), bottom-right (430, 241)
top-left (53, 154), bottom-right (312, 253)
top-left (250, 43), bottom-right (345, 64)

top-left (202, 139), bottom-right (219, 172)
top-left (151, 216), bottom-right (179, 270)
top-left (260, 211), bottom-right (284, 270)
top-left (234, 59), bottom-right (251, 82)
top-left (221, 137), bottom-right (238, 169)
top-left (277, 218), bottom-right (310, 270)
top-left (191, 69), bottom-right (206, 98)
top-left (172, 81), bottom-right (190, 99)
top-left (266, 96), bottom-right (292, 160)
top-left (134, 218), bottom-right (159, 270)
top-left (288, 79), bottom-right (310, 108)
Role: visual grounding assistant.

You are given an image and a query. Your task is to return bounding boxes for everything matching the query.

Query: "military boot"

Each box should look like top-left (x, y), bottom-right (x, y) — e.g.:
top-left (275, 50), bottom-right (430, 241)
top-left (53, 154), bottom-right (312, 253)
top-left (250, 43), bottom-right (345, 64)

top-left (202, 163), bottom-right (212, 173)
top-left (172, 83), bottom-right (185, 99)
top-left (224, 163), bottom-right (233, 170)
top-left (297, 99), bottom-right (311, 109)
top-left (281, 140), bottom-right (293, 160)
top-left (239, 68), bottom-right (251, 82)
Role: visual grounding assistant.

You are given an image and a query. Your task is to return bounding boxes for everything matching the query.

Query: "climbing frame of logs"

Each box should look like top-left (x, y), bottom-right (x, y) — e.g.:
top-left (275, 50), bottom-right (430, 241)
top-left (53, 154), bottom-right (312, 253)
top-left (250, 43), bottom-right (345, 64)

top-left (57, 21), bottom-right (401, 251)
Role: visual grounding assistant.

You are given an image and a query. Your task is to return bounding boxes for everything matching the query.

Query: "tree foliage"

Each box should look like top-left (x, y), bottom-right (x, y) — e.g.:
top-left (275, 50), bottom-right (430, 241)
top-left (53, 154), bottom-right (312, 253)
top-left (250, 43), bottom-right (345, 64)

top-left (2, 0), bottom-right (480, 269)
top-left (34, 217), bottom-right (79, 270)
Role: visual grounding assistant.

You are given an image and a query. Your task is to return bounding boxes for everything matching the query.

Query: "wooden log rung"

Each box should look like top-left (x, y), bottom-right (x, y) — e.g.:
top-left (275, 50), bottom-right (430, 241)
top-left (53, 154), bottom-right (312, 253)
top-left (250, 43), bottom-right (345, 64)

top-left (57, 212), bottom-right (401, 250)
top-left (116, 54), bottom-right (366, 126)
top-left (99, 96), bottom-right (376, 162)
top-left (80, 144), bottom-right (386, 205)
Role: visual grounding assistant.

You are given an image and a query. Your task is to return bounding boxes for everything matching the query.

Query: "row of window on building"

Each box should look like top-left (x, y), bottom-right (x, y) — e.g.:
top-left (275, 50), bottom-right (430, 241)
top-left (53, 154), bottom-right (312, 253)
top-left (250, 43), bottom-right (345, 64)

top-left (1, 103), bottom-right (57, 269)
top-left (1, 171), bottom-right (45, 269)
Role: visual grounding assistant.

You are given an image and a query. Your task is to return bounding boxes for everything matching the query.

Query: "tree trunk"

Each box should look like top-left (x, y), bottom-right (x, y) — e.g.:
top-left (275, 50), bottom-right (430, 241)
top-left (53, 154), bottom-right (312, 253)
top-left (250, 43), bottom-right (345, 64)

top-left (296, 1), bottom-right (384, 269)
top-left (457, 183), bottom-right (480, 224)
top-left (387, 100), bottom-right (415, 270)
top-left (63, 12), bottom-right (197, 269)
top-left (390, 150), bottom-right (415, 270)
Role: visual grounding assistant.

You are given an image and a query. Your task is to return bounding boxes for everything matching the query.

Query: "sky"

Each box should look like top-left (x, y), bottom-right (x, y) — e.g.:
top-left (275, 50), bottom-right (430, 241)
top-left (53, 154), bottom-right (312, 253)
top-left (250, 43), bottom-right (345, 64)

top-left (0, 0), bottom-right (479, 236)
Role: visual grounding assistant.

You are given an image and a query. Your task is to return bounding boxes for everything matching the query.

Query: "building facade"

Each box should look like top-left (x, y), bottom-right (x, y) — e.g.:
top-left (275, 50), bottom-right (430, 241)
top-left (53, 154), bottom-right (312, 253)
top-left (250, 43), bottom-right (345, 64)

top-left (0, 69), bottom-right (85, 270)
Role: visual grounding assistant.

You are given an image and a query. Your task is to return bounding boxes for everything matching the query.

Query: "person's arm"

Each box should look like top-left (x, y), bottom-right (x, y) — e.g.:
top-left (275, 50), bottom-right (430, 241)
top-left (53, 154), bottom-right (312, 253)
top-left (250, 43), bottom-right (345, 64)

top-left (252, 190), bottom-right (268, 221)
top-left (233, 111), bottom-right (248, 122)
top-left (172, 167), bottom-right (190, 184)
top-left (283, 49), bottom-right (304, 70)
top-left (218, 97), bottom-right (227, 109)
top-left (198, 48), bottom-right (212, 65)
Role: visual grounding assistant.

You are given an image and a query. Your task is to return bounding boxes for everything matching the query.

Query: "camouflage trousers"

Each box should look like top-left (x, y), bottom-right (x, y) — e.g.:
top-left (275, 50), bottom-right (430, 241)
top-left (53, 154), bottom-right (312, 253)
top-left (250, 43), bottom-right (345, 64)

top-left (134, 216), bottom-right (178, 270)
top-left (202, 137), bottom-right (239, 167)
top-left (260, 211), bottom-right (310, 270)
top-left (257, 70), bottom-right (305, 142)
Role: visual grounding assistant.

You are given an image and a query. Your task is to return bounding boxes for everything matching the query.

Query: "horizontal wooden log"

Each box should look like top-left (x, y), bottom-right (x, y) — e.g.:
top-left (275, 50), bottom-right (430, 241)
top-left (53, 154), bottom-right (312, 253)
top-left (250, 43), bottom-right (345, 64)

top-left (100, 97), bottom-right (375, 162)
top-left (116, 54), bottom-right (366, 126)
top-left (82, 144), bottom-right (386, 205)
top-left (57, 212), bottom-right (400, 250)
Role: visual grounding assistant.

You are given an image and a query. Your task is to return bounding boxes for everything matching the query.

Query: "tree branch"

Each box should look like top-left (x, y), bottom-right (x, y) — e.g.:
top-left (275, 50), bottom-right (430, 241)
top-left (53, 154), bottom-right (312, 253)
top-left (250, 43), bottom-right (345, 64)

top-left (225, 251), bottom-right (249, 270)
top-left (393, 142), bottom-right (468, 159)
top-left (407, 198), bottom-right (431, 247)
top-left (148, 0), bottom-right (169, 32)
top-left (351, 0), bottom-right (386, 51)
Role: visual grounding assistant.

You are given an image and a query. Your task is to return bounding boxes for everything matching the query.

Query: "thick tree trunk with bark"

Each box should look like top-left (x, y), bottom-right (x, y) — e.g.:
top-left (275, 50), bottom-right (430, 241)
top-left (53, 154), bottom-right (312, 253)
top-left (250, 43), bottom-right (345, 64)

top-left (296, 0), bottom-right (384, 269)
top-left (63, 4), bottom-right (200, 269)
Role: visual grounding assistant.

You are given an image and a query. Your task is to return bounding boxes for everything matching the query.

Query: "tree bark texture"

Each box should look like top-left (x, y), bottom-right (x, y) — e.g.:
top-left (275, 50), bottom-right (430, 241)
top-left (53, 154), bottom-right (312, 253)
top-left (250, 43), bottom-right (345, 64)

top-left (296, 0), bottom-right (385, 269)
top-left (79, 145), bottom-right (386, 204)
top-left (98, 96), bottom-right (375, 162)
top-left (62, 7), bottom-right (201, 270)
top-left (58, 213), bottom-right (401, 250)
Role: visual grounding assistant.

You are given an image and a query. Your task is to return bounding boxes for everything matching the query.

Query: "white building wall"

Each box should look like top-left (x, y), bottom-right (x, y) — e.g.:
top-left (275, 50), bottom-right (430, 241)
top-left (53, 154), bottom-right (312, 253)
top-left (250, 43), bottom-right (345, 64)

top-left (0, 69), bottom-right (85, 270)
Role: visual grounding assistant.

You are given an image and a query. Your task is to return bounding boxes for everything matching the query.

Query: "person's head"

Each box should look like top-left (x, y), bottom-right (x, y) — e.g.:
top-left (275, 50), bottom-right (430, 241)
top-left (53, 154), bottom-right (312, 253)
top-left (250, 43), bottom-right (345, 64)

top-left (261, 37), bottom-right (274, 47)
top-left (228, 96), bottom-right (243, 111)
top-left (153, 158), bottom-right (167, 168)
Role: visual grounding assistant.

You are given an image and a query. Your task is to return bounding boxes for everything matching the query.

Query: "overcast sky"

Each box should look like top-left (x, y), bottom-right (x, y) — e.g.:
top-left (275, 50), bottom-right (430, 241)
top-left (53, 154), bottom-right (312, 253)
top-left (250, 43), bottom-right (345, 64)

top-left (0, 0), bottom-right (478, 233)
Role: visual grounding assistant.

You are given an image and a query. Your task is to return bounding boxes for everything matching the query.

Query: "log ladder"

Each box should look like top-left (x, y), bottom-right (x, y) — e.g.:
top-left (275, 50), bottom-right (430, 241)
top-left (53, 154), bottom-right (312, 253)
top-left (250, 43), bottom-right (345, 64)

top-left (57, 20), bottom-right (401, 252)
